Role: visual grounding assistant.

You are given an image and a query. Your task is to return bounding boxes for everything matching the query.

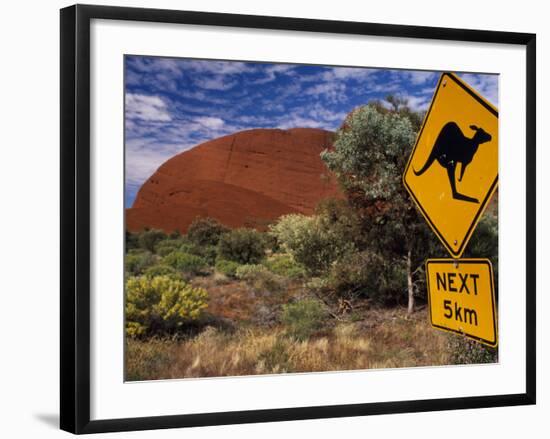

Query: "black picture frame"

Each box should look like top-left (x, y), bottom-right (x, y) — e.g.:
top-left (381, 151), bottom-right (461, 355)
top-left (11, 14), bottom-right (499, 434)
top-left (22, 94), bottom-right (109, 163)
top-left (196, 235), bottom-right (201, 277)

top-left (60, 4), bottom-right (536, 434)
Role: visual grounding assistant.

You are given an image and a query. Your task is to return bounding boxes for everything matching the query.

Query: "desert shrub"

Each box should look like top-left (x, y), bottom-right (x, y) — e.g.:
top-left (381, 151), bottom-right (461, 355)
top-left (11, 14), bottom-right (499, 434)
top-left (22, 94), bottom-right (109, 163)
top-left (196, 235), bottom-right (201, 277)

top-left (217, 228), bottom-right (266, 264)
top-left (327, 251), bottom-right (407, 304)
top-left (125, 275), bottom-right (209, 337)
top-left (263, 253), bottom-right (306, 279)
top-left (175, 241), bottom-right (218, 266)
top-left (125, 250), bottom-right (156, 275)
top-left (235, 264), bottom-right (268, 280)
top-left (137, 229), bottom-right (167, 252)
top-left (447, 335), bottom-right (498, 365)
top-left (154, 239), bottom-right (185, 257)
top-left (215, 259), bottom-right (241, 278)
top-left (235, 264), bottom-right (283, 293)
top-left (464, 214), bottom-right (499, 290)
top-left (191, 244), bottom-right (218, 266)
top-left (144, 264), bottom-right (177, 278)
top-left (125, 231), bottom-right (140, 251)
top-left (187, 217), bottom-right (229, 246)
top-left (269, 214), bottom-right (354, 275)
top-left (169, 229), bottom-right (182, 239)
top-left (281, 299), bottom-right (328, 340)
top-left (327, 251), bottom-right (384, 299)
top-left (163, 251), bottom-right (207, 275)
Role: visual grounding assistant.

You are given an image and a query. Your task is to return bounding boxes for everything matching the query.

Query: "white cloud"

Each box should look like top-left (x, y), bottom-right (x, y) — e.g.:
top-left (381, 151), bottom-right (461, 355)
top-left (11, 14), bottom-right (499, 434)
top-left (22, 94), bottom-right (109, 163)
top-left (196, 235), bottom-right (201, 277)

top-left (252, 64), bottom-right (297, 84)
top-left (403, 94), bottom-right (432, 111)
top-left (195, 116), bottom-right (225, 129)
top-left (305, 82), bottom-right (347, 103)
top-left (308, 104), bottom-right (347, 123)
top-left (321, 67), bottom-right (375, 82)
top-left (278, 114), bottom-right (325, 129)
top-left (125, 139), bottom-right (190, 187)
top-left (407, 71), bottom-right (437, 85)
top-left (125, 93), bottom-right (172, 122)
top-left (459, 73), bottom-right (499, 106)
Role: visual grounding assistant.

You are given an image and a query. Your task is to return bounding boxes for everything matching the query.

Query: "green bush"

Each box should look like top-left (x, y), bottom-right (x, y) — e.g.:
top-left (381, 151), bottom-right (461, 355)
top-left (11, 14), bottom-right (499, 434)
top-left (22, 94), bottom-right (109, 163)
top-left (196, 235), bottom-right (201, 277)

top-left (217, 228), bottom-right (266, 264)
top-left (154, 239), bottom-right (185, 257)
top-left (125, 231), bottom-right (140, 251)
top-left (235, 264), bottom-right (283, 293)
top-left (125, 250), bottom-right (156, 275)
top-left (144, 264), bottom-right (178, 278)
top-left (187, 217), bottom-right (229, 246)
top-left (269, 214), bottom-right (354, 275)
top-left (137, 229), bottom-right (167, 252)
top-left (190, 244), bottom-right (218, 266)
top-left (169, 229), bottom-right (182, 239)
top-left (235, 264), bottom-right (268, 280)
top-left (163, 251), bottom-right (207, 275)
top-left (447, 335), bottom-right (498, 365)
top-left (125, 275), bottom-right (208, 337)
top-left (464, 214), bottom-right (499, 289)
top-left (281, 299), bottom-right (327, 340)
top-left (263, 253), bottom-right (306, 279)
top-left (215, 259), bottom-right (241, 278)
top-left (327, 250), bottom-right (407, 304)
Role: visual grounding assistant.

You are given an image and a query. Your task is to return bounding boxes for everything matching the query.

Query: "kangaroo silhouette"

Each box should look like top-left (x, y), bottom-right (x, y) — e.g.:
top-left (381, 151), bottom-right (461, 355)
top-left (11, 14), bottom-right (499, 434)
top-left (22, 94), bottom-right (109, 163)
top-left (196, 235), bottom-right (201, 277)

top-left (413, 122), bottom-right (492, 204)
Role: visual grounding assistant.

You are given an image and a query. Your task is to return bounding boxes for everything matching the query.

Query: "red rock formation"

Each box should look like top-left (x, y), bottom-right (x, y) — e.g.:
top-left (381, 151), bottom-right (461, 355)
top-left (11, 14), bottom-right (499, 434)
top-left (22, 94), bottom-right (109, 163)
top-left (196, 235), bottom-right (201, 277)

top-left (126, 128), bottom-right (344, 233)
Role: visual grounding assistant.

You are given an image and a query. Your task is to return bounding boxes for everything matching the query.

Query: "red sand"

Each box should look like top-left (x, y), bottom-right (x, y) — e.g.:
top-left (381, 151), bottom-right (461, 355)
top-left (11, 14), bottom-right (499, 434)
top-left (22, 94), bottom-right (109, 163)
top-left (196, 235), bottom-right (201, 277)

top-left (126, 128), bottom-right (344, 233)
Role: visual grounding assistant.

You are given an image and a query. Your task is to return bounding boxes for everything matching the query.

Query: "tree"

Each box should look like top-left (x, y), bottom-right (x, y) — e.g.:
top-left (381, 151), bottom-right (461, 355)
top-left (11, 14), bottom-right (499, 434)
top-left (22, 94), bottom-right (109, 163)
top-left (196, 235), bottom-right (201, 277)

top-left (187, 217), bottom-right (229, 247)
top-left (138, 229), bottom-right (167, 253)
top-left (321, 101), bottom-right (441, 313)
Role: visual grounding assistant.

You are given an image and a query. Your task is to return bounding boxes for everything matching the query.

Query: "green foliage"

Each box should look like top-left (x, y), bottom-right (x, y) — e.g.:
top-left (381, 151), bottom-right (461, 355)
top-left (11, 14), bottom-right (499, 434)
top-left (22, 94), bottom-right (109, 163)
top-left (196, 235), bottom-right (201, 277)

top-left (465, 212), bottom-right (498, 264)
top-left (269, 213), bottom-right (354, 275)
top-left (125, 250), bottom-right (156, 276)
top-left (190, 244), bottom-right (218, 266)
top-left (187, 217), bottom-right (229, 247)
top-left (235, 264), bottom-right (268, 280)
top-left (321, 104), bottom-right (416, 199)
top-left (263, 253), bottom-right (306, 279)
top-left (327, 251), bottom-right (384, 299)
top-left (163, 251), bottom-right (207, 275)
top-left (138, 229), bottom-right (167, 252)
top-left (154, 239), bottom-right (185, 257)
top-left (217, 228), bottom-right (266, 264)
top-left (144, 264), bottom-right (178, 278)
top-left (169, 229), bottom-right (182, 239)
top-left (125, 231), bottom-right (140, 251)
top-left (125, 275), bottom-right (209, 337)
top-left (215, 259), bottom-right (241, 278)
top-left (320, 102), bottom-right (441, 308)
top-left (447, 335), bottom-right (498, 365)
top-left (235, 264), bottom-right (283, 293)
top-left (327, 251), bottom-right (408, 304)
top-left (281, 299), bottom-right (328, 341)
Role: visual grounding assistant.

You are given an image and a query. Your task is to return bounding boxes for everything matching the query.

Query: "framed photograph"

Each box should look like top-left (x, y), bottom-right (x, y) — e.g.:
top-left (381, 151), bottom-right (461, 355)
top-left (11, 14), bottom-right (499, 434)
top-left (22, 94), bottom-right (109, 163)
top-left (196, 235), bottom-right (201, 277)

top-left (60, 4), bottom-right (536, 434)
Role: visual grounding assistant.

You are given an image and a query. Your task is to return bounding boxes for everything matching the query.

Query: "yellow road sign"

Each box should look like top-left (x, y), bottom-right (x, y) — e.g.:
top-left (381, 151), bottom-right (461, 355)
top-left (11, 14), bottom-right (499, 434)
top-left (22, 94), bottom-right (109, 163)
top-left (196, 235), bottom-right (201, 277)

top-left (403, 73), bottom-right (498, 258)
top-left (426, 258), bottom-right (497, 347)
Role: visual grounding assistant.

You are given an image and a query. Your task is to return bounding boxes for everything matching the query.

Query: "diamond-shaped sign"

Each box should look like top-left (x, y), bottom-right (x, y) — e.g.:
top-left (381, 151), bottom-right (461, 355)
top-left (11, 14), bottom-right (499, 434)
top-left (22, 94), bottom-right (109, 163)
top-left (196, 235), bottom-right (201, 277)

top-left (403, 72), bottom-right (498, 258)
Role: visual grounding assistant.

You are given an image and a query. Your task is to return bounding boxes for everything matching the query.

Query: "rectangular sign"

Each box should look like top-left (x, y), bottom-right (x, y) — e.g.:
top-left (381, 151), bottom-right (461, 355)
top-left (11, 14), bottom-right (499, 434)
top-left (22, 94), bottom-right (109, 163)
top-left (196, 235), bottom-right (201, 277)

top-left (426, 258), bottom-right (497, 347)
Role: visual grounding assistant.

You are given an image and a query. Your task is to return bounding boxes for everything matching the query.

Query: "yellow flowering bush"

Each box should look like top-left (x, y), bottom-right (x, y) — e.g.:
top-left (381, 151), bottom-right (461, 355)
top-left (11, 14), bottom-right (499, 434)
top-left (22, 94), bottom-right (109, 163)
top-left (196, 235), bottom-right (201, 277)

top-left (126, 275), bottom-right (209, 337)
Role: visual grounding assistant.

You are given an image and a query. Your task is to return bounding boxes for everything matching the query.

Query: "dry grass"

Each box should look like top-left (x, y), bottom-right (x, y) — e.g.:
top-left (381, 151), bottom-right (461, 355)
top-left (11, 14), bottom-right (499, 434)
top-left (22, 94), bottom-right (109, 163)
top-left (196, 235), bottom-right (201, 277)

top-left (126, 308), bottom-right (452, 381)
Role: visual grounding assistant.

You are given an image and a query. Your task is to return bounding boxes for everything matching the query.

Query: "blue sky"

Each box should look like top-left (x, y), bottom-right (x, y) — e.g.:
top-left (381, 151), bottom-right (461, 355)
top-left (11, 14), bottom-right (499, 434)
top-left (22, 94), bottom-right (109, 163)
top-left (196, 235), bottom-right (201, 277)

top-left (125, 56), bottom-right (498, 208)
